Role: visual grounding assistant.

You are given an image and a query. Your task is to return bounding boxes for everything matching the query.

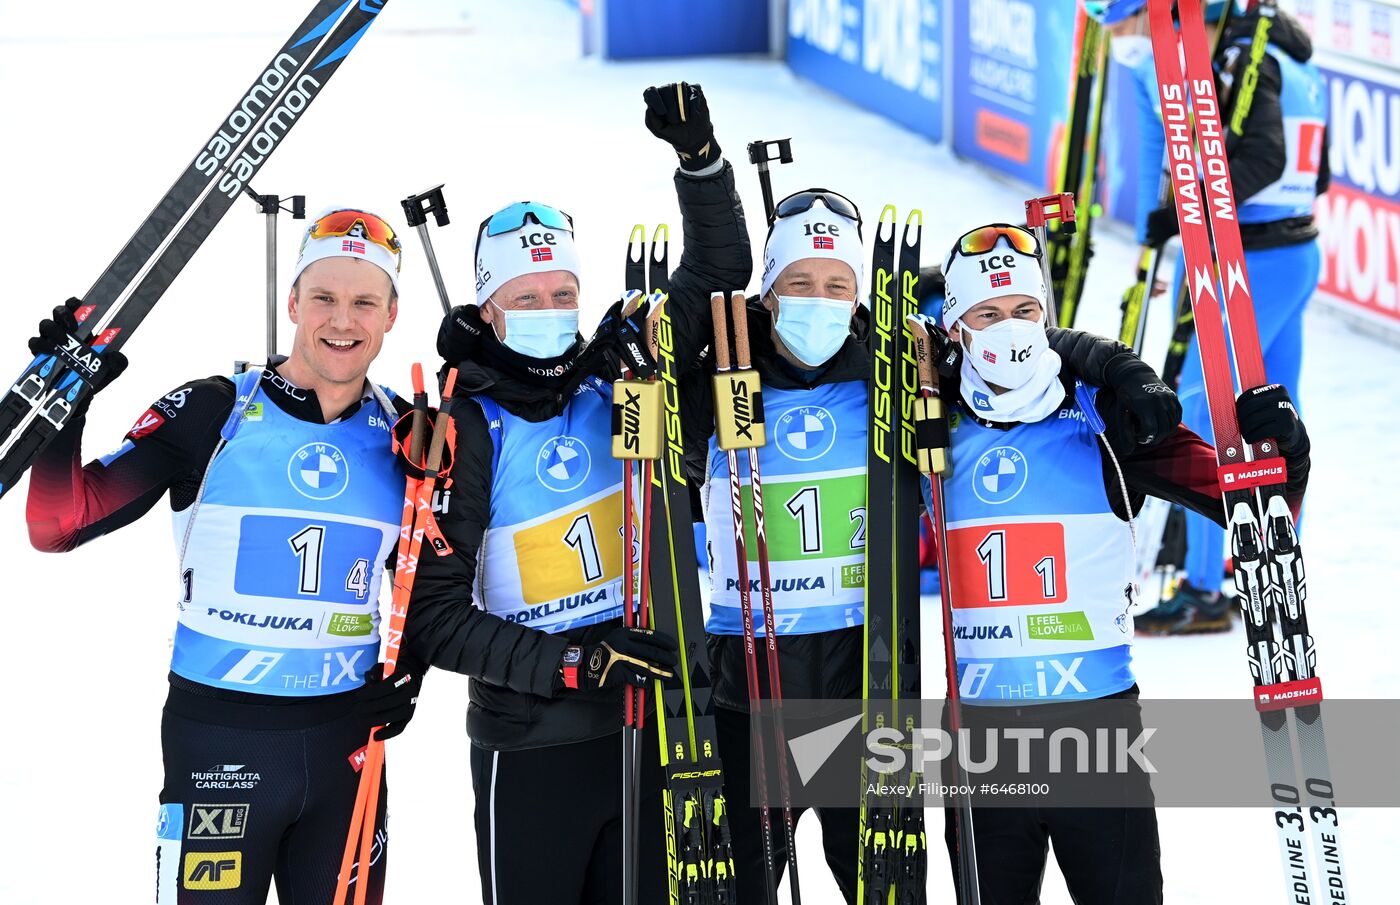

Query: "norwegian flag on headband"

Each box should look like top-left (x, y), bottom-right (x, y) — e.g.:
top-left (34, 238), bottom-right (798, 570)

top-left (989, 271), bottom-right (1011, 288)
top-left (343, 239), bottom-right (366, 255)
top-left (813, 236), bottom-right (834, 250)
top-left (531, 247), bottom-right (553, 263)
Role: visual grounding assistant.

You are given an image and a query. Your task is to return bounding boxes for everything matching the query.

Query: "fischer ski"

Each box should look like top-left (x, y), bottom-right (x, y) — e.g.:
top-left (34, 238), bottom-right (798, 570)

top-left (0, 0), bottom-right (389, 499)
top-left (858, 206), bottom-right (927, 905)
top-left (1148, 1), bottom-right (1347, 902)
top-left (643, 275), bottom-right (736, 905)
top-left (1050, 9), bottom-right (1108, 329)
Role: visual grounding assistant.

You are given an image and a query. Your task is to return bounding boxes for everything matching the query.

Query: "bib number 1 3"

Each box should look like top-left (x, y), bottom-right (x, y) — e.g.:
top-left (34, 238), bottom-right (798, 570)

top-left (952, 522), bottom-right (1067, 608)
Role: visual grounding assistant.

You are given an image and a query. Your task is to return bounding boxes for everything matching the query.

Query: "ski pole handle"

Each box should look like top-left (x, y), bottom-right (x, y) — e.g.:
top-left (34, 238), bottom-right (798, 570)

top-left (730, 291), bottom-right (753, 371)
top-left (746, 138), bottom-right (794, 224)
top-left (710, 292), bottom-right (731, 372)
top-left (402, 185), bottom-right (453, 316)
top-left (408, 363), bottom-right (428, 465)
top-left (427, 368), bottom-right (459, 476)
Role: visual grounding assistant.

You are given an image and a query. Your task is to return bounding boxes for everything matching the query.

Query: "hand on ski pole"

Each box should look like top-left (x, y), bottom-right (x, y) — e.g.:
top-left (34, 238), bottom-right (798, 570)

top-left (643, 82), bottom-right (722, 173)
top-left (560, 626), bottom-right (678, 692)
top-left (1103, 353), bottom-right (1182, 447)
top-left (1235, 384), bottom-right (1307, 450)
top-left (28, 297), bottom-right (128, 399)
top-left (392, 406), bottom-right (452, 480)
top-left (354, 659), bottom-right (426, 741)
top-left (585, 293), bottom-right (656, 378)
top-left (908, 312), bottom-right (960, 383)
top-left (1143, 204), bottom-right (1180, 247)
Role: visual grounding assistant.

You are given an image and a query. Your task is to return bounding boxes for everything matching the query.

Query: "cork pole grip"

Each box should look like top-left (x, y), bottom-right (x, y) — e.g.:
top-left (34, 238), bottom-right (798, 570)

top-left (408, 363), bottom-right (427, 465)
top-left (914, 320), bottom-right (936, 393)
top-left (427, 368), bottom-right (459, 472)
top-left (730, 291), bottom-right (752, 369)
top-left (711, 292), bottom-right (731, 371)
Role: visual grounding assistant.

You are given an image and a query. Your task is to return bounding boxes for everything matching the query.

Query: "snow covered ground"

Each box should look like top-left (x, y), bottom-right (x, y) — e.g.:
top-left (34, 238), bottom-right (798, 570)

top-left (0, 1), bottom-right (1395, 902)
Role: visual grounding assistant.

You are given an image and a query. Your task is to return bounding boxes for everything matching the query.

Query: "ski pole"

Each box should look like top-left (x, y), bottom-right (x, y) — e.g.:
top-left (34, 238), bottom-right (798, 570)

top-left (333, 365), bottom-right (459, 905)
top-left (239, 185), bottom-right (305, 370)
top-left (910, 318), bottom-right (981, 905)
top-left (1023, 193), bottom-right (1076, 328)
top-left (401, 185), bottom-right (453, 315)
top-left (711, 291), bottom-right (787, 905)
top-left (746, 138), bottom-right (794, 224)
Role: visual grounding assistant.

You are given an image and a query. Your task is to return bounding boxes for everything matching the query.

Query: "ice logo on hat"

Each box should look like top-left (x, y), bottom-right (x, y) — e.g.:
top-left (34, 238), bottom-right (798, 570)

top-left (775, 405), bottom-right (836, 461)
top-left (972, 445), bottom-right (1028, 505)
top-left (288, 442), bottom-right (350, 500)
top-left (537, 435), bottom-right (591, 492)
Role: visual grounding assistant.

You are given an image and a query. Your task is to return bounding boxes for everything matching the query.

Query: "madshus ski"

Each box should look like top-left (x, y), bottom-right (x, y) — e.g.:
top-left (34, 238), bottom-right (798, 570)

top-left (858, 206), bottom-right (927, 905)
top-left (0, 0), bottom-right (388, 499)
top-left (644, 280), bottom-right (736, 905)
top-left (1148, 2), bottom-right (1347, 903)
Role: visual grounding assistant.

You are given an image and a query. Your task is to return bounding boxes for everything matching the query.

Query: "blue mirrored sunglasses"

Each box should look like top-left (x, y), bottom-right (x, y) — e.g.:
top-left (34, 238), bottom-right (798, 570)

top-left (481, 201), bottom-right (574, 237)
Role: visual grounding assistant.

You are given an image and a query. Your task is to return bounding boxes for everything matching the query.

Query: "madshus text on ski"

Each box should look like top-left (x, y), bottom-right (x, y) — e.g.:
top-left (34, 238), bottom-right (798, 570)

top-left (3, 0), bottom-right (1338, 903)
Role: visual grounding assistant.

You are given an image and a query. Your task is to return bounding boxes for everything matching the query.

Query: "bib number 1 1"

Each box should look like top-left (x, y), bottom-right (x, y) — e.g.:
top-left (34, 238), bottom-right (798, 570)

top-left (953, 522), bottom-right (1067, 608)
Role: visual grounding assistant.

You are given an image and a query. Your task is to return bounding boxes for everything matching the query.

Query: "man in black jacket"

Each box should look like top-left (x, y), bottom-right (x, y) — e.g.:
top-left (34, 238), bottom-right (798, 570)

top-left (678, 188), bottom-right (1189, 902)
top-left (403, 83), bottom-right (744, 905)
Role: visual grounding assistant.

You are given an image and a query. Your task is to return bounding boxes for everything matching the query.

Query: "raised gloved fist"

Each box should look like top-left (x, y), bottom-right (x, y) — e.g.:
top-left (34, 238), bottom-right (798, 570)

top-left (643, 82), bottom-right (721, 173)
top-left (28, 297), bottom-right (128, 395)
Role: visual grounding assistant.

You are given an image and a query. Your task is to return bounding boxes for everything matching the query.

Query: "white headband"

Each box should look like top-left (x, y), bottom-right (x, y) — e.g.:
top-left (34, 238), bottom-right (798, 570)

top-left (760, 206), bottom-right (864, 299)
top-left (941, 234), bottom-right (1045, 327)
top-left (291, 207), bottom-right (402, 293)
top-left (475, 219), bottom-right (582, 307)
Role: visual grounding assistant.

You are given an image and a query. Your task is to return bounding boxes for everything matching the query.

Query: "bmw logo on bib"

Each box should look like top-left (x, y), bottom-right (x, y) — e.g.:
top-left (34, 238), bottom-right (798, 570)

top-left (537, 435), bottom-right (591, 492)
top-left (972, 445), bottom-right (1028, 505)
top-left (288, 442), bottom-right (349, 500)
top-left (775, 405), bottom-right (836, 461)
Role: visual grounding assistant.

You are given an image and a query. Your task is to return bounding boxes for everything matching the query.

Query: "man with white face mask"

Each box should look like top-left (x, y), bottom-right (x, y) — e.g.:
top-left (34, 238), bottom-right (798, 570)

top-left (402, 82), bottom-right (755, 905)
top-left (931, 222), bottom-right (1314, 903)
top-left (686, 193), bottom-right (1189, 903)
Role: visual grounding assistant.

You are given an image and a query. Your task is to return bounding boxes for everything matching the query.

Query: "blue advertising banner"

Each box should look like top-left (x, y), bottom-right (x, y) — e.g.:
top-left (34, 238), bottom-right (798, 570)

top-left (786, 0), bottom-right (945, 142)
top-left (583, 0), bottom-right (768, 60)
top-left (950, 0), bottom-right (1077, 188)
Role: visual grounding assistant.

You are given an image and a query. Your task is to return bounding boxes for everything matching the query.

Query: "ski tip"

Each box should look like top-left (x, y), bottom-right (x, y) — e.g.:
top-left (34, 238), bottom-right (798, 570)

top-left (877, 205), bottom-right (898, 242)
top-left (651, 224), bottom-right (669, 248)
top-left (903, 209), bottom-right (923, 234)
top-left (411, 362), bottom-right (425, 395)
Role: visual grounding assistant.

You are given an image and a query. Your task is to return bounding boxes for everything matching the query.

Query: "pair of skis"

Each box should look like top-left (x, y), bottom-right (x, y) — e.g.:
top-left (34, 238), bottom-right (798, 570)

top-left (0, 0), bottom-right (388, 500)
top-left (1147, 2), bottom-right (1348, 902)
top-left (333, 363), bottom-right (459, 905)
top-left (1050, 8), bottom-right (1108, 328)
top-left (858, 207), bottom-right (933, 905)
top-left (612, 227), bottom-right (735, 905)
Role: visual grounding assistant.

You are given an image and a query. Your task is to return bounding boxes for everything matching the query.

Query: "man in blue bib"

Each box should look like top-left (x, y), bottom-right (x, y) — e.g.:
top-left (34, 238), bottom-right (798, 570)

top-left (404, 82), bottom-right (751, 905)
top-left (26, 207), bottom-right (421, 903)
top-left (932, 221), bottom-right (1311, 903)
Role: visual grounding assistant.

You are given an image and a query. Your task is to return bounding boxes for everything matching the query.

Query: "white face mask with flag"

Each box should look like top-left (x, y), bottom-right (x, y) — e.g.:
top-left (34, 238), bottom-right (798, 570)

top-left (958, 316), bottom-right (1065, 424)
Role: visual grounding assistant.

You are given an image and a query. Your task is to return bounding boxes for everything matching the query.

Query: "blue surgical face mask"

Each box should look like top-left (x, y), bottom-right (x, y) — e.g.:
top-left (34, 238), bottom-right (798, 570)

top-left (491, 303), bottom-right (579, 359)
top-left (773, 294), bottom-right (853, 367)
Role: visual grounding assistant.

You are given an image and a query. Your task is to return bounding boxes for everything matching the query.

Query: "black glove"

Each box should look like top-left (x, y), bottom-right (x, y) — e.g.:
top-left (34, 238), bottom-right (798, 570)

top-left (1144, 204), bottom-right (1179, 248)
top-left (28, 297), bottom-right (128, 396)
top-left (1236, 383), bottom-right (1305, 449)
top-left (561, 626), bottom-right (678, 692)
top-left (391, 405), bottom-right (453, 481)
top-left (355, 661), bottom-right (424, 741)
top-left (643, 82), bottom-right (721, 173)
top-left (1103, 353), bottom-right (1181, 447)
top-left (586, 294), bottom-right (656, 379)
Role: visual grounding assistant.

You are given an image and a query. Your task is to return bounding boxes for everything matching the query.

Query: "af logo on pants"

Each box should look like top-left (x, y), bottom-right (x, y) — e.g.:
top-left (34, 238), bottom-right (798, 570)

top-left (185, 851), bottom-right (243, 890)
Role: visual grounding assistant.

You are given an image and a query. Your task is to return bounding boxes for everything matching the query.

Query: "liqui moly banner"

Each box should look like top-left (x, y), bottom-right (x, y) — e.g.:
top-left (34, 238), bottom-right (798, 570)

top-left (1315, 59), bottom-right (1400, 326)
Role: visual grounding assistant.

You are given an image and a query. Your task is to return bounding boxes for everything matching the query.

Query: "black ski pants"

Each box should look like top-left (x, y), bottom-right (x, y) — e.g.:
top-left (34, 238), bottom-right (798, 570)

top-left (157, 682), bottom-right (386, 904)
top-left (469, 727), bottom-right (667, 905)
